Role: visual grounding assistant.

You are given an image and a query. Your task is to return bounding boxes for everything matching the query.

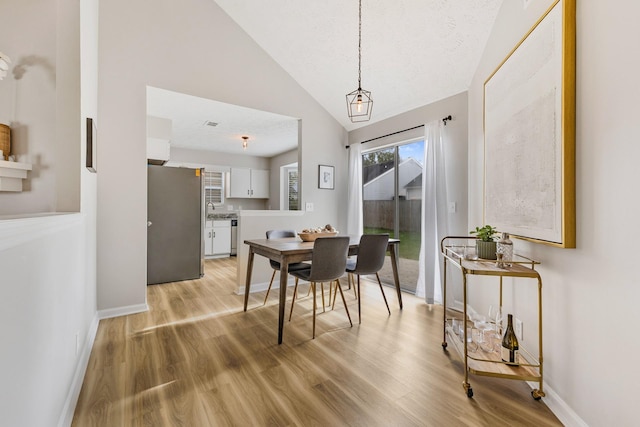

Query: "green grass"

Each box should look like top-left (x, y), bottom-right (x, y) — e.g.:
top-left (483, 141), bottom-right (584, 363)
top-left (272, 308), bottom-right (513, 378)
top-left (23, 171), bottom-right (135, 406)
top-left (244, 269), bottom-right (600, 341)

top-left (364, 227), bottom-right (421, 260)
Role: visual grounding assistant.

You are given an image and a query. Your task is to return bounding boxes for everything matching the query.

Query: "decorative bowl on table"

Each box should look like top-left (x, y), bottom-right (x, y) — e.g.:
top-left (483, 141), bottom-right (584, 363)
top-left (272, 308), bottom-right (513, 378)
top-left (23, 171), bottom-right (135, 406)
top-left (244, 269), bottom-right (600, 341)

top-left (298, 231), bottom-right (338, 242)
top-left (298, 225), bottom-right (339, 242)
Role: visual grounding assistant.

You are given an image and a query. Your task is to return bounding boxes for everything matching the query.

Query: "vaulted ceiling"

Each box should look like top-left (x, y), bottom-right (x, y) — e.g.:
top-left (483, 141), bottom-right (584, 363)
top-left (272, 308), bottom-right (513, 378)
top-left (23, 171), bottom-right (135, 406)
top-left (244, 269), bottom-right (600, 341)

top-left (213, 0), bottom-right (504, 131)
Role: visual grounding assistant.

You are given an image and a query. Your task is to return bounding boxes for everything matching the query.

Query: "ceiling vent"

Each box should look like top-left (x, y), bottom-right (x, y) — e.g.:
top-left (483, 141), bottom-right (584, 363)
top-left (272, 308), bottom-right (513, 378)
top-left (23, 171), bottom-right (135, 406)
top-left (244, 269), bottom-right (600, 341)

top-left (204, 121), bottom-right (219, 127)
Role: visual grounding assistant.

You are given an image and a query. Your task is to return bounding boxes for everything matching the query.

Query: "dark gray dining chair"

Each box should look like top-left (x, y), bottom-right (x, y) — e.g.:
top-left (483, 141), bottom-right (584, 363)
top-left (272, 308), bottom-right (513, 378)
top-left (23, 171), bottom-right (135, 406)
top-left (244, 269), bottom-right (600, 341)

top-left (343, 234), bottom-right (390, 323)
top-left (263, 229), bottom-right (310, 305)
top-left (289, 236), bottom-right (352, 339)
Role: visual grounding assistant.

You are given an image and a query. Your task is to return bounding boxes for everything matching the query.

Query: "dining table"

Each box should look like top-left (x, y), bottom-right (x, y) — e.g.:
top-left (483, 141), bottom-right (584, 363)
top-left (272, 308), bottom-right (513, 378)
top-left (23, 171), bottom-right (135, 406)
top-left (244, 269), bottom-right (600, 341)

top-left (243, 235), bottom-right (402, 344)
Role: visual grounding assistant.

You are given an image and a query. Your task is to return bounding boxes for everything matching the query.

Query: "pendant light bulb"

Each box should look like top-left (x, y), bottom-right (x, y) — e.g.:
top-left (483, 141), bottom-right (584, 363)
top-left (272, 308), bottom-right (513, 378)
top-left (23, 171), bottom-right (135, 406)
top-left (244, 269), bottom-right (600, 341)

top-left (356, 93), bottom-right (363, 112)
top-left (241, 136), bottom-right (249, 150)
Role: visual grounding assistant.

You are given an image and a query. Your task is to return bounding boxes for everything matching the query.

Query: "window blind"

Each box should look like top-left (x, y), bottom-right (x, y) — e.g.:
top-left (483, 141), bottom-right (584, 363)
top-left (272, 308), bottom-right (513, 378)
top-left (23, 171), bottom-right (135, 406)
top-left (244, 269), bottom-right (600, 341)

top-left (204, 171), bottom-right (224, 204)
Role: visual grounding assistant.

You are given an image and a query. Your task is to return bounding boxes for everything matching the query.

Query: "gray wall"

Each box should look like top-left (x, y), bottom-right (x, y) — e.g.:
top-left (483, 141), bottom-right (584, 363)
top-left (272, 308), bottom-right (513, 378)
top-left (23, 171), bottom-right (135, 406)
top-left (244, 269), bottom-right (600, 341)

top-left (97, 0), bottom-right (347, 311)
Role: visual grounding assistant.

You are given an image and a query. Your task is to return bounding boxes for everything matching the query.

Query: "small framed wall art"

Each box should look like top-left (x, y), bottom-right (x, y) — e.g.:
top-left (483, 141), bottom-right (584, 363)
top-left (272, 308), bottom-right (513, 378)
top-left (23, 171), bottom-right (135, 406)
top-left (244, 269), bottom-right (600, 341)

top-left (318, 164), bottom-right (334, 189)
top-left (86, 117), bottom-right (97, 173)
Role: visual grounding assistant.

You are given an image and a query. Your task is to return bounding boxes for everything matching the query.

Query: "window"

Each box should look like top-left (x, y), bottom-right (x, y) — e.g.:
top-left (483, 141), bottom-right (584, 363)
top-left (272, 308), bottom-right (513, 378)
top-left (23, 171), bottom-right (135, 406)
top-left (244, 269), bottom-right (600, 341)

top-left (287, 168), bottom-right (299, 210)
top-left (280, 163), bottom-right (299, 210)
top-left (204, 171), bottom-right (224, 205)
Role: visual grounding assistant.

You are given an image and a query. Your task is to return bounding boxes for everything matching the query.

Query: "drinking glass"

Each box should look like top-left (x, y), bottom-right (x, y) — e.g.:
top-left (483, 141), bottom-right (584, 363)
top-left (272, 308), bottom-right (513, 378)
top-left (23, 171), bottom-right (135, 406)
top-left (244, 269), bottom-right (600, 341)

top-left (471, 313), bottom-right (493, 352)
top-left (465, 326), bottom-right (478, 352)
top-left (488, 305), bottom-right (503, 351)
top-left (464, 245), bottom-right (478, 260)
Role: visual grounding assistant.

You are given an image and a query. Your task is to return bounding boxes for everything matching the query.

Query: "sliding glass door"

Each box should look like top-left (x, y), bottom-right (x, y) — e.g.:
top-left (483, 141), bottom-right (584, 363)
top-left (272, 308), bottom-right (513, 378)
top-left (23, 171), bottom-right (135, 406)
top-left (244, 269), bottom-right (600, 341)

top-left (362, 140), bottom-right (424, 293)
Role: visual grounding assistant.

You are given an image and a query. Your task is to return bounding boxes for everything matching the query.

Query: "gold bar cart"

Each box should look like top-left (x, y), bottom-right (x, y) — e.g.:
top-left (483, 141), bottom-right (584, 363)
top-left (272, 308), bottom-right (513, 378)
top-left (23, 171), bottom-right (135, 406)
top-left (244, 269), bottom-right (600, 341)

top-left (440, 236), bottom-right (545, 400)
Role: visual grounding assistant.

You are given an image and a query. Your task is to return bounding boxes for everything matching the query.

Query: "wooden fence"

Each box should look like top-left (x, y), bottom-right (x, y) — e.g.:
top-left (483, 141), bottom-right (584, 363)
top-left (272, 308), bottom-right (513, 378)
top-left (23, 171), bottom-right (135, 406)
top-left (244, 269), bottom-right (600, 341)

top-left (363, 200), bottom-right (422, 232)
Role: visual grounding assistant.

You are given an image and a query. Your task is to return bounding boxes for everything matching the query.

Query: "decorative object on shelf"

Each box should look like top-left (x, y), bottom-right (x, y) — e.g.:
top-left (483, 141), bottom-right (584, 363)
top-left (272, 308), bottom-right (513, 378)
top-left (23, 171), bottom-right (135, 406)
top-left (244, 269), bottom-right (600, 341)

top-left (0, 124), bottom-right (10, 161)
top-left (484, 0), bottom-right (576, 248)
top-left (497, 232), bottom-right (513, 267)
top-left (470, 224), bottom-right (498, 260)
top-left (241, 135), bottom-right (249, 150)
top-left (318, 164), bottom-right (334, 189)
top-left (501, 313), bottom-right (520, 366)
top-left (0, 51), bottom-right (11, 80)
top-left (345, 0), bottom-right (373, 123)
top-left (86, 117), bottom-right (97, 173)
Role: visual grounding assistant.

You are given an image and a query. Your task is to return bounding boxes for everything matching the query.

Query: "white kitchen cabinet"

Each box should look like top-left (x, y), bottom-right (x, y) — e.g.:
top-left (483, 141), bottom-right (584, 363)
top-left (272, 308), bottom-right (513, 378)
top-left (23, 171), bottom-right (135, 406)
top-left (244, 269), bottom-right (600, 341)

top-left (228, 168), bottom-right (269, 198)
top-left (204, 220), bottom-right (231, 256)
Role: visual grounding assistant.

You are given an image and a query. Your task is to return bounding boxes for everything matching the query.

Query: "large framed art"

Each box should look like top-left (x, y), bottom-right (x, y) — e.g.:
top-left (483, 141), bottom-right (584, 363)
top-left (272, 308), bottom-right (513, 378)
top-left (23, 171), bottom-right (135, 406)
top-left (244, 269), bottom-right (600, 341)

top-left (483, 0), bottom-right (576, 248)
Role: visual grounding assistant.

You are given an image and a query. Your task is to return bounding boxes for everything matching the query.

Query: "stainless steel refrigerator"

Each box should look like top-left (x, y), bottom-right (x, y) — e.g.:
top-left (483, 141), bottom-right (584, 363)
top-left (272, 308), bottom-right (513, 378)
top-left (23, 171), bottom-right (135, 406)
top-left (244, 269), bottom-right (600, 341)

top-left (147, 165), bottom-right (204, 285)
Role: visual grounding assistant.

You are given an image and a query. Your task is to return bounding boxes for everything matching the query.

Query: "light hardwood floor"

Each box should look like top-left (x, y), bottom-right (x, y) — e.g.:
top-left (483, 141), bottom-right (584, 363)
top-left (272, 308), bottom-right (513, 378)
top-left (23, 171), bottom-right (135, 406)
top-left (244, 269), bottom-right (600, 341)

top-left (72, 258), bottom-right (561, 426)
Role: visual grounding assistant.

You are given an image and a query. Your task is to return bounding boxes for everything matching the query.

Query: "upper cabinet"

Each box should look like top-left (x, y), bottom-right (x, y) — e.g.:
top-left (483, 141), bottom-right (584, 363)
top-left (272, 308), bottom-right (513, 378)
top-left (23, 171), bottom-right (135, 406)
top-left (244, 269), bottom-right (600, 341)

top-left (228, 167), bottom-right (269, 199)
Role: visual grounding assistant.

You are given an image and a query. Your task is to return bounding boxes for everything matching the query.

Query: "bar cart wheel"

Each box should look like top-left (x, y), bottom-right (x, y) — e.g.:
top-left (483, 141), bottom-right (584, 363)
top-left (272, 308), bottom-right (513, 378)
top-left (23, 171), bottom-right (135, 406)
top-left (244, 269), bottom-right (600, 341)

top-left (463, 382), bottom-right (473, 398)
top-left (531, 389), bottom-right (545, 400)
top-left (441, 341), bottom-right (448, 349)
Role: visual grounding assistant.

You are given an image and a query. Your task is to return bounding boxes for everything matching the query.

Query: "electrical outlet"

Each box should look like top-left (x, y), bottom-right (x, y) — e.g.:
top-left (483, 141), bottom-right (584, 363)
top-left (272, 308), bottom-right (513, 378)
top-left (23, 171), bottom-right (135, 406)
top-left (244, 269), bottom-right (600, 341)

top-left (515, 318), bottom-right (524, 341)
top-left (305, 202), bottom-right (314, 212)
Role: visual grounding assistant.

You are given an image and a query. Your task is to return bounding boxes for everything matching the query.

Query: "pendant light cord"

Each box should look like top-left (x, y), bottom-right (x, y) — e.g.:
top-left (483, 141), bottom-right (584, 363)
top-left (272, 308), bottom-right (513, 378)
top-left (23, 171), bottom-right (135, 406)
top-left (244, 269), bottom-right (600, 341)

top-left (357, 0), bottom-right (362, 90)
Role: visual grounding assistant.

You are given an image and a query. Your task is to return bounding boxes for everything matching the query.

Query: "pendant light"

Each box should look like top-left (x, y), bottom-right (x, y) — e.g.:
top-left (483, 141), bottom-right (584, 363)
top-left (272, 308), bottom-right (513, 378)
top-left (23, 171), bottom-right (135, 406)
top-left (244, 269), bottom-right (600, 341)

top-left (241, 135), bottom-right (249, 150)
top-left (345, 0), bottom-right (373, 123)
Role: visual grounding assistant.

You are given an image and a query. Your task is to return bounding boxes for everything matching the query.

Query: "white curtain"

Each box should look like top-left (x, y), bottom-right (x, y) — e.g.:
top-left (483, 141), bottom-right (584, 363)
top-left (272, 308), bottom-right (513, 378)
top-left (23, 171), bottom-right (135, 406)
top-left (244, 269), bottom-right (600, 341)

top-left (416, 120), bottom-right (448, 303)
top-left (346, 143), bottom-right (364, 236)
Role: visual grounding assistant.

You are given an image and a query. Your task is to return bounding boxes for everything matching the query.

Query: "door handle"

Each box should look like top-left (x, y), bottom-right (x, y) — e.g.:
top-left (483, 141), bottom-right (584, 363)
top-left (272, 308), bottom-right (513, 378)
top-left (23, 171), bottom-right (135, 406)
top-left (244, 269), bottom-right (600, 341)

top-left (209, 231), bottom-right (212, 238)
top-left (147, 221), bottom-right (152, 227)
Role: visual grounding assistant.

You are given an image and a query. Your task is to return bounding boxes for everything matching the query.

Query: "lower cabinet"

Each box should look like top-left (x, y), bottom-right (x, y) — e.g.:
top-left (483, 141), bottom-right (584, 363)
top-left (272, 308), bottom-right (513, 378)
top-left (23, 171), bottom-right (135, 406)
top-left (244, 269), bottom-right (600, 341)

top-left (204, 220), bottom-right (231, 256)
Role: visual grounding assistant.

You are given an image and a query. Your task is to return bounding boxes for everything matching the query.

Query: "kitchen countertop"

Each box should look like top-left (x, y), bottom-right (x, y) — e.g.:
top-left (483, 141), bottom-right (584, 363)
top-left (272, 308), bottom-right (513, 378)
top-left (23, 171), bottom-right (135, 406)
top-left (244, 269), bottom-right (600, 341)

top-left (206, 212), bottom-right (238, 220)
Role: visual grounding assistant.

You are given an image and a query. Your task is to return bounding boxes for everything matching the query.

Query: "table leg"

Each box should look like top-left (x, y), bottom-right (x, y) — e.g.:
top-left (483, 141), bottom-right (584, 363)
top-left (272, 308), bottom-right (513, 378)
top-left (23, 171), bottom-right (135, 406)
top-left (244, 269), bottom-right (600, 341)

top-left (389, 244), bottom-right (403, 309)
top-left (278, 260), bottom-right (289, 344)
top-left (243, 247), bottom-right (255, 312)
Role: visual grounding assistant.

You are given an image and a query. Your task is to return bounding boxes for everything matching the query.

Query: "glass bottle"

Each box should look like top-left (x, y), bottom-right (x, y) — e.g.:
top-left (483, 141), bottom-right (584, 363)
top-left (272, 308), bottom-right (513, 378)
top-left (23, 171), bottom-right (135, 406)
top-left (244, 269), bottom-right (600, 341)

top-left (501, 314), bottom-right (519, 365)
top-left (497, 232), bottom-right (513, 267)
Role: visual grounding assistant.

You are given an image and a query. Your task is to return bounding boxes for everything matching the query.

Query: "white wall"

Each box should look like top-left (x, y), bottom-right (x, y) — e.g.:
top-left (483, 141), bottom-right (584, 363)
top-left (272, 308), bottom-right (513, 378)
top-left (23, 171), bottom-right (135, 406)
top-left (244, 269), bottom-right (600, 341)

top-left (0, 0), bottom-right (99, 424)
top-left (97, 0), bottom-right (347, 311)
top-left (468, 1), bottom-right (640, 425)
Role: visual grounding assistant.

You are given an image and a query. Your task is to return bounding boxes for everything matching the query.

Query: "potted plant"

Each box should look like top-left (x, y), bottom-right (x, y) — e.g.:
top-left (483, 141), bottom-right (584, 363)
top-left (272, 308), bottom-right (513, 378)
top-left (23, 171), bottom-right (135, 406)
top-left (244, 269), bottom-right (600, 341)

top-left (470, 225), bottom-right (498, 260)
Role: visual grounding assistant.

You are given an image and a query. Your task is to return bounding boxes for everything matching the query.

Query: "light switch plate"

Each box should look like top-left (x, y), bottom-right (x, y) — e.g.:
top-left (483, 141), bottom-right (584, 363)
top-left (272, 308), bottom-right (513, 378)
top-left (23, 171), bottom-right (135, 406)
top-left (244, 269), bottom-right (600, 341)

top-left (448, 202), bottom-right (457, 213)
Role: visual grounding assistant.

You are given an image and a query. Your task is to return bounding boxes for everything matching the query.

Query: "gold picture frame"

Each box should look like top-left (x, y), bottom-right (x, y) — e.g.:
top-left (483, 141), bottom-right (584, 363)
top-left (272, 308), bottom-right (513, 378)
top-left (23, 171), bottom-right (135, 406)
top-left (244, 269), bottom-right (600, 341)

top-left (483, 0), bottom-right (575, 248)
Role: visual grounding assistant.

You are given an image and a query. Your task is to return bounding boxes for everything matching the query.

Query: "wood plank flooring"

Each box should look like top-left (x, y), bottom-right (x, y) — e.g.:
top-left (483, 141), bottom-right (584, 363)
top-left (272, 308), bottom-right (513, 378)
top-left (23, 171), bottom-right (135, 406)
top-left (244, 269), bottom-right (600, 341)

top-left (72, 258), bottom-right (561, 426)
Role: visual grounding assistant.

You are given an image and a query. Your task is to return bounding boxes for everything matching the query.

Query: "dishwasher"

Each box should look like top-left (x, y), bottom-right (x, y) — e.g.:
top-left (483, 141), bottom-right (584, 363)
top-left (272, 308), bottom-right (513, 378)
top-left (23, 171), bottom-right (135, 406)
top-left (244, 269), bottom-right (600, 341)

top-left (230, 218), bottom-right (238, 255)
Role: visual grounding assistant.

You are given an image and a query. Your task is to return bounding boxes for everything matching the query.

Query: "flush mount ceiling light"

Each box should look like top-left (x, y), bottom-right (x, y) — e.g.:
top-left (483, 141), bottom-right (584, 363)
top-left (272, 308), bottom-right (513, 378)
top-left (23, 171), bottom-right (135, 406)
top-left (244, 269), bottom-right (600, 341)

top-left (345, 0), bottom-right (373, 123)
top-left (241, 135), bottom-right (249, 150)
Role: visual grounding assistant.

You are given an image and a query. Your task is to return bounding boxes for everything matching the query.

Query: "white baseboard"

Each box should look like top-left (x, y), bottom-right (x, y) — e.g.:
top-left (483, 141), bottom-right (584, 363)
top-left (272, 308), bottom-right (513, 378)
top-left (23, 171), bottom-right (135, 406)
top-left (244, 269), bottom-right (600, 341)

top-left (527, 381), bottom-right (587, 427)
top-left (57, 313), bottom-right (100, 427)
top-left (98, 303), bottom-right (149, 319)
